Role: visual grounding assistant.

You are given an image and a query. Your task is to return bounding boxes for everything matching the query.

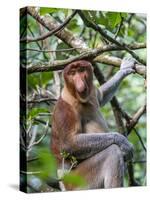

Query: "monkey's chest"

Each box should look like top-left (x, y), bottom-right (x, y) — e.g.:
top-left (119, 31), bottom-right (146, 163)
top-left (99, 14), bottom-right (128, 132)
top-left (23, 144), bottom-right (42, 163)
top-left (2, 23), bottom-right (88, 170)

top-left (80, 111), bottom-right (109, 133)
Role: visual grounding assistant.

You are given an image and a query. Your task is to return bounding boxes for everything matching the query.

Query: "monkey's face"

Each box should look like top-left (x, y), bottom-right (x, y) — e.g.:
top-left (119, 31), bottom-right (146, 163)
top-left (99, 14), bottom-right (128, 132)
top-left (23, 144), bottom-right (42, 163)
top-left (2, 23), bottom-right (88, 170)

top-left (64, 60), bottom-right (93, 103)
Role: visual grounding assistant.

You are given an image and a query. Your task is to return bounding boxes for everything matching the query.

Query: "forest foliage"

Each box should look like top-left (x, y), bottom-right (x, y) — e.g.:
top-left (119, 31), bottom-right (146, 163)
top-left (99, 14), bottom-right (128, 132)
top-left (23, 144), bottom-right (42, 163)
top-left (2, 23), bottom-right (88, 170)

top-left (20, 7), bottom-right (146, 192)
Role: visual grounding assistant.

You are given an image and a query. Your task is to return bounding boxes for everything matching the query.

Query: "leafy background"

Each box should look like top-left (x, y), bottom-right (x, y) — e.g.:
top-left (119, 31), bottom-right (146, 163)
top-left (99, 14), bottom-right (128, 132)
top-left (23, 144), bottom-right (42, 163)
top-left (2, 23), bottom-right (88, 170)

top-left (20, 7), bottom-right (146, 192)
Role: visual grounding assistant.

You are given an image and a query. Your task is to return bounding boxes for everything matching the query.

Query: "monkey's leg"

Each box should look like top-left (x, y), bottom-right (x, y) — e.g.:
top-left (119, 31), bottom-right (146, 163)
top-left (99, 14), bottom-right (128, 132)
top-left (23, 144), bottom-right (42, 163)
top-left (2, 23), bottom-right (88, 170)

top-left (67, 144), bottom-right (124, 190)
top-left (103, 144), bottom-right (124, 188)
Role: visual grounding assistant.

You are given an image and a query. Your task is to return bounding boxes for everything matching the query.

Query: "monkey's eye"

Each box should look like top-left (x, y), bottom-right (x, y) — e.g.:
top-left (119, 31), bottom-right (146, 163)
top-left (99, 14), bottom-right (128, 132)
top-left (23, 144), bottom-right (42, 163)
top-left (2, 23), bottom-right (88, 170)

top-left (78, 67), bottom-right (85, 73)
top-left (68, 70), bottom-right (76, 76)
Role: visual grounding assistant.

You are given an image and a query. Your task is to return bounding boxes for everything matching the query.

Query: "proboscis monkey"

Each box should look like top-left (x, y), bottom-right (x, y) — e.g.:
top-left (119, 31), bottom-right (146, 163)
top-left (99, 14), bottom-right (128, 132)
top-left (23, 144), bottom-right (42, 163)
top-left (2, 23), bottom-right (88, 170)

top-left (51, 58), bottom-right (135, 189)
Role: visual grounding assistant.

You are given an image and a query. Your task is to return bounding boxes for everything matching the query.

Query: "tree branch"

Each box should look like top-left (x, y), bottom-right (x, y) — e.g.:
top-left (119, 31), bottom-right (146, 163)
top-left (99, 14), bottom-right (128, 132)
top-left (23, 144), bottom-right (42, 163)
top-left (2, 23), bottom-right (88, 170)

top-left (26, 7), bottom-right (146, 74)
top-left (127, 161), bottom-right (140, 186)
top-left (127, 104), bottom-right (146, 134)
top-left (27, 7), bottom-right (88, 52)
top-left (93, 63), bottom-right (127, 134)
top-left (77, 10), bottom-right (146, 65)
top-left (21, 7), bottom-right (146, 188)
top-left (93, 64), bottom-right (146, 186)
top-left (21, 10), bottom-right (77, 43)
top-left (26, 44), bottom-right (146, 76)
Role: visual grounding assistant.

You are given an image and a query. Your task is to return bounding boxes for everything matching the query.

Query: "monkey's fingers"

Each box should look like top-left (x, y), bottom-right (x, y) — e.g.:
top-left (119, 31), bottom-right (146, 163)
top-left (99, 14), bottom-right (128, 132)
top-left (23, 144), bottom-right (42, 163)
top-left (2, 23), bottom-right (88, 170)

top-left (122, 143), bottom-right (134, 162)
top-left (121, 57), bottom-right (136, 70)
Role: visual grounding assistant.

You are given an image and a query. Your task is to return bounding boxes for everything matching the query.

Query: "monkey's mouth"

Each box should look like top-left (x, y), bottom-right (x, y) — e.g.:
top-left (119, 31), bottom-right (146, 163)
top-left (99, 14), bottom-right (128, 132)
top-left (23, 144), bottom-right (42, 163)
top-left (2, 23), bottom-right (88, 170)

top-left (77, 88), bottom-right (89, 102)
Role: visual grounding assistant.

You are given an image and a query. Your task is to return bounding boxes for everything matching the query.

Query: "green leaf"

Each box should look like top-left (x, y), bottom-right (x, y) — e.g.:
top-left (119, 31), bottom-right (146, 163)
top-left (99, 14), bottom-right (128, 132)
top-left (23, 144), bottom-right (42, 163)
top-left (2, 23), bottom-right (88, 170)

top-left (67, 18), bottom-right (79, 32)
top-left (38, 149), bottom-right (57, 179)
top-left (28, 72), bottom-right (53, 89)
top-left (106, 12), bottom-right (122, 28)
top-left (40, 7), bottom-right (59, 15)
top-left (40, 72), bottom-right (53, 87)
top-left (96, 15), bottom-right (108, 27)
top-left (28, 148), bottom-right (57, 180)
top-left (40, 7), bottom-right (69, 16)
top-left (27, 74), bottom-right (39, 89)
top-left (28, 107), bottom-right (49, 119)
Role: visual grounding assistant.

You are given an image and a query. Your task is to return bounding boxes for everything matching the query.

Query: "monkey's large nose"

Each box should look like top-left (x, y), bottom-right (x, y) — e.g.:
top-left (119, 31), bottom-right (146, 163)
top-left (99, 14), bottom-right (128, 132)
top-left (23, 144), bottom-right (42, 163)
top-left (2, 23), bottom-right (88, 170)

top-left (75, 79), bottom-right (86, 93)
top-left (73, 75), bottom-right (86, 93)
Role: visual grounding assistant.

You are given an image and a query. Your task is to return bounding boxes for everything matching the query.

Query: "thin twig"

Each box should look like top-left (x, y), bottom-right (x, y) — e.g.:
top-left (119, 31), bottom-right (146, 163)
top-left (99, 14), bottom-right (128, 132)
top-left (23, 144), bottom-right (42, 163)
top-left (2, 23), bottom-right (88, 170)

top-left (127, 104), bottom-right (146, 134)
top-left (21, 47), bottom-right (81, 53)
top-left (114, 14), bottom-right (124, 39)
top-left (21, 170), bottom-right (41, 175)
top-left (27, 25), bottom-right (43, 51)
top-left (34, 118), bottom-right (51, 127)
top-left (27, 97), bottom-right (57, 104)
top-left (27, 157), bottom-right (39, 162)
top-left (132, 160), bottom-right (146, 164)
top-left (133, 128), bottom-right (146, 152)
top-left (27, 126), bottom-right (38, 150)
top-left (29, 121), bottom-right (49, 148)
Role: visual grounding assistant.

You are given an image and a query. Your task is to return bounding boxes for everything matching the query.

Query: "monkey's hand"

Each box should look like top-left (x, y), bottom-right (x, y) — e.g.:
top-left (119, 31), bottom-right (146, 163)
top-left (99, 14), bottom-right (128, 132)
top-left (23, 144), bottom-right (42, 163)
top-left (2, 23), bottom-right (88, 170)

top-left (114, 133), bottom-right (134, 161)
top-left (120, 57), bottom-right (136, 76)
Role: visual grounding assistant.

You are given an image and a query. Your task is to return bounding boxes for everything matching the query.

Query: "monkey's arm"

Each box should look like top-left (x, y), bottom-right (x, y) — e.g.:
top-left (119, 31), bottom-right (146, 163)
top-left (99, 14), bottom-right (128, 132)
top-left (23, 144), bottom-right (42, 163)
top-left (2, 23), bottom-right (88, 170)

top-left (64, 132), bottom-right (133, 161)
top-left (98, 58), bottom-right (135, 106)
top-left (54, 99), bottom-right (133, 162)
